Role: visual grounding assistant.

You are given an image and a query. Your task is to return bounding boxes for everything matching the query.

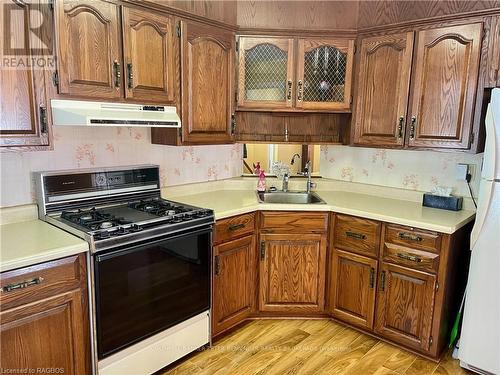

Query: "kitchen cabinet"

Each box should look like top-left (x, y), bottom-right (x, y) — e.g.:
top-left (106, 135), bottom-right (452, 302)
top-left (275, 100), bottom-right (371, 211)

top-left (122, 7), bottom-right (176, 102)
top-left (55, 0), bottom-right (122, 98)
top-left (330, 250), bottom-right (377, 330)
top-left (484, 16), bottom-right (500, 88)
top-left (259, 233), bottom-right (327, 313)
top-left (180, 21), bottom-right (234, 144)
top-left (374, 262), bottom-right (436, 352)
top-left (296, 38), bottom-right (354, 111)
top-left (212, 213), bottom-right (256, 336)
top-left (408, 23), bottom-right (482, 149)
top-left (354, 23), bottom-right (483, 150)
top-left (212, 235), bottom-right (255, 336)
top-left (0, 0), bottom-right (50, 148)
top-left (237, 36), bottom-right (354, 112)
top-left (54, 1), bottom-right (178, 104)
top-left (0, 254), bottom-right (90, 374)
top-left (353, 32), bottom-right (414, 147)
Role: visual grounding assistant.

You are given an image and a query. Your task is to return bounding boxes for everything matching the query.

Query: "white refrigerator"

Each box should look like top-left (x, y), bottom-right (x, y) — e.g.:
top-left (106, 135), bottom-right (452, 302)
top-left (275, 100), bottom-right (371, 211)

top-left (459, 88), bottom-right (500, 375)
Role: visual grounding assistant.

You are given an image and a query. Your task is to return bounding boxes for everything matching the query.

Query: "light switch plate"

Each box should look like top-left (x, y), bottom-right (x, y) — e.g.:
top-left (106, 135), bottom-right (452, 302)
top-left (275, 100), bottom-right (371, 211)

top-left (456, 163), bottom-right (469, 181)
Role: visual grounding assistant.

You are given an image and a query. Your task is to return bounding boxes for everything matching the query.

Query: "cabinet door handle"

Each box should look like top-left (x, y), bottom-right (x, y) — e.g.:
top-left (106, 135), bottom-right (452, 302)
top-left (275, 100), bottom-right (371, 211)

top-left (397, 116), bottom-right (404, 138)
top-left (287, 79), bottom-right (293, 100)
top-left (228, 223), bottom-right (245, 231)
top-left (380, 271), bottom-right (386, 291)
top-left (398, 232), bottom-right (423, 242)
top-left (127, 63), bottom-right (133, 89)
top-left (410, 116), bottom-right (416, 139)
top-left (369, 268), bottom-right (375, 289)
top-left (297, 80), bottom-right (303, 101)
top-left (214, 256), bottom-right (221, 276)
top-left (39, 105), bottom-right (48, 134)
top-left (2, 277), bottom-right (44, 292)
top-left (113, 60), bottom-right (121, 88)
top-left (231, 114), bottom-right (236, 135)
top-left (397, 253), bottom-right (422, 263)
top-left (345, 231), bottom-right (366, 240)
top-left (260, 241), bottom-right (266, 261)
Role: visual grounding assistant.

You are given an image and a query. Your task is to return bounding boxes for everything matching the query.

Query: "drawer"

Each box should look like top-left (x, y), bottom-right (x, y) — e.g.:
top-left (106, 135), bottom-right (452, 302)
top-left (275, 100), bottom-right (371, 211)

top-left (385, 224), bottom-right (441, 253)
top-left (260, 211), bottom-right (328, 233)
top-left (383, 243), bottom-right (439, 273)
top-left (334, 214), bottom-right (381, 257)
top-left (0, 254), bottom-right (85, 311)
top-left (215, 212), bottom-right (255, 244)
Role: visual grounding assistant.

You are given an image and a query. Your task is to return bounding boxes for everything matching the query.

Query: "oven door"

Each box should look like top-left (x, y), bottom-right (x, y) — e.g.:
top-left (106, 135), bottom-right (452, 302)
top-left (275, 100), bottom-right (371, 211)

top-left (94, 226), bottom-right (211, 359)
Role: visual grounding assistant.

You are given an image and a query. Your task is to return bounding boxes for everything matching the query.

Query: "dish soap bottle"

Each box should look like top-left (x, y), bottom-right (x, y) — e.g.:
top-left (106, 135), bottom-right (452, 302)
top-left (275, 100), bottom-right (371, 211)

top-left (257, 170), bottom-right (266, 192)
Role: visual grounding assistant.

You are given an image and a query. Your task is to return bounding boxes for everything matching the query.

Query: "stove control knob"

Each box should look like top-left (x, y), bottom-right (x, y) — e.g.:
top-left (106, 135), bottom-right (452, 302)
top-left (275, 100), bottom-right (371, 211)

top-left (116, 227), bottom-right (130, 235)
top-left (96, 231), bottom-right (110, 239)
top-left (130, 224), bottom-right (143, 232)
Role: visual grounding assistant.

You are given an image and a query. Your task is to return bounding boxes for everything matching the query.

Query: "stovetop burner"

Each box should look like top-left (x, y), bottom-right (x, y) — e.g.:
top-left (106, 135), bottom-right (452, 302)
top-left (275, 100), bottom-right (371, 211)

top-left (128, 199), bottom-right (190, 216)
top-left (61, 208), bottom-right (132, 231)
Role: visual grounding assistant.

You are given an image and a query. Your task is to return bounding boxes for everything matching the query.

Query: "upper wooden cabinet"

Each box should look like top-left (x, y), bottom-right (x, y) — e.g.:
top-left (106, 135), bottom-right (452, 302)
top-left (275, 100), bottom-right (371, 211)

top-left (181, 21), bottom-right (234, 144)
top-left (54, 1), bottom-right (177, 104)
top-left (122, 8), bottom-right (176, 102)
top-left (353, 32), bottom-right (413, 147)
top-left (408, 23), bottom-right (482, 149)
top-left (484, 16), bottom-right (500, 88)
top-left (0, 0), bottom-right (51, 149)
top-left (354, 22), bottom-right (483, 150)
top-left (238, 37), bottom-right (295, 110)
top-left (55, 0), bottom-right (122, 98)
top-left (296, 38), bottom-right (354, 111)
top-left (237, 36), bottom-right (355, 112)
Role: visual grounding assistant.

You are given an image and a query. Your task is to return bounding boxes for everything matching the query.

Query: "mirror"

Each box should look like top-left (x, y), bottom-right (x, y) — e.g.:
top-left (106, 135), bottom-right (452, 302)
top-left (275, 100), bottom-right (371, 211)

top-left (243, 144), bottom-right (321, 176)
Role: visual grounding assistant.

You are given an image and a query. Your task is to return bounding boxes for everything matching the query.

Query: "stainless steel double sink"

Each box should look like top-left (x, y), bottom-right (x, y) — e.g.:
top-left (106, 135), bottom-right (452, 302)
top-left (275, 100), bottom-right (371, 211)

top-left (256, 191), bottom-right (326, 204)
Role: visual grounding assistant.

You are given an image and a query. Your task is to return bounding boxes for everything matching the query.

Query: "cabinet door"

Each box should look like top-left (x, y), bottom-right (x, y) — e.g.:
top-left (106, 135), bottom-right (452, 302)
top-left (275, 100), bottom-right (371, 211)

top-left (259, 233), bottom-right (327, 313)
top-left (55, 0), bottom-right (122, 98)
top-left (238, 37), bottom-right (295, 110)
top-left (375, 262), bottom-right (437, 353)
top-left (0, 291), bottom-right (90, 375)
top-left (330, 250), bottom-right (378, 330)
top-left (408, 23), bottom-right (482, 149)
top-left (212, 235), bottom-right (255, 336)
top-left (296, 38), bottom-right (355, 111)
top-left (353, 33), bottom-right (414, 147)
top-left (181, 21), bottom-right (234, 144)
top-left (0, 0), bottom-right (50, 148)
top-left (485, 16), bottom-right (500, 88)
top-left (122, 8), bottom-right (176, 103)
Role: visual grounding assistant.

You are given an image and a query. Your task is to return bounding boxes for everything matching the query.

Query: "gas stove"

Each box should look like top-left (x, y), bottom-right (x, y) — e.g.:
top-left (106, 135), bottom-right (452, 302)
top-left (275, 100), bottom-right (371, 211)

top-left (35, 165), bottom-right (214, 252)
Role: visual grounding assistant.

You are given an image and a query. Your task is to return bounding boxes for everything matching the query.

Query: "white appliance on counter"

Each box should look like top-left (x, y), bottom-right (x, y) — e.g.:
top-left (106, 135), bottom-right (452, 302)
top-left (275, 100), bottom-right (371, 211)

top-left (51, 99), bottom-right (181, 128)
top-left (459, 88), bottom-right (500, 375)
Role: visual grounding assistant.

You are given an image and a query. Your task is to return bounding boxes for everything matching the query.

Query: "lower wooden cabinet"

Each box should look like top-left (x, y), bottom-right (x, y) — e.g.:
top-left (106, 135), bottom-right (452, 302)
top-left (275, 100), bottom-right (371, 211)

top-left (330, 250), bottom-right (377, 330)
top-left (212, 234), bottom-right (256, 335)
top-left (259, 233), bottom-right (327, 313)
top-left (0, 254), bottom-right (90, 375)
top-left (374, 262), bottom-right (437, 353)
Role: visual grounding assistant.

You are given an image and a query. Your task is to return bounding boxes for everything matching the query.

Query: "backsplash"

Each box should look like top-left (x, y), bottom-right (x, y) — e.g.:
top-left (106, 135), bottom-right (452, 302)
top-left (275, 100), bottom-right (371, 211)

top-left (0, 127), bottom-right (243, 207)
top-left (320, 146), bottom-right (484, 197)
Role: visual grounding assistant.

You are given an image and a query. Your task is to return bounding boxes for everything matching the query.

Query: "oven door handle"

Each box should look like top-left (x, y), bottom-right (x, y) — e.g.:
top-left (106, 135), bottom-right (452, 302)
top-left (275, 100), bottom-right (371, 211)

top-left (95, 225), bottom-right (213, 262)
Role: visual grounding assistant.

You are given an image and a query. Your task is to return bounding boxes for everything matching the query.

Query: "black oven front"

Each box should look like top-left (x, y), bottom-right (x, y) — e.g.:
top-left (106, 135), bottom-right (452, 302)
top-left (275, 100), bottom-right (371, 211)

top-left (93, 225), bottom-right (212, 359)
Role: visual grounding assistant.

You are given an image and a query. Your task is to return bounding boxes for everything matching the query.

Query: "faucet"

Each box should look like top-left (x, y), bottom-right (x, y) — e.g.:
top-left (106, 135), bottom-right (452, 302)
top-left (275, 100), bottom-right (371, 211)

top-left (282, 172), bottom-right (289, 192)
top-left (290, 153), bottom-right (301, 165)
top-left (298, 160), bottom-right (316, 193)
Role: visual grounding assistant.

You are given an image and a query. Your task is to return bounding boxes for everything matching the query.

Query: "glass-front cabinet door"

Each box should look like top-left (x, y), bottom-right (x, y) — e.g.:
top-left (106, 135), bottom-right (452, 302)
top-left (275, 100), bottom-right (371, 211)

top-left (238, 37), bottom-right (295, 109)
top-left (296, 39), bottom-right (355, 111)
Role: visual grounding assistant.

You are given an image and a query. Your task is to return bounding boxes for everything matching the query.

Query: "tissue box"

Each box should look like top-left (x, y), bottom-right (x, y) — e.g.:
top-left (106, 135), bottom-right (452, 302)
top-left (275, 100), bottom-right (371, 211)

top-left (422, 193), bottom-right (463, 211)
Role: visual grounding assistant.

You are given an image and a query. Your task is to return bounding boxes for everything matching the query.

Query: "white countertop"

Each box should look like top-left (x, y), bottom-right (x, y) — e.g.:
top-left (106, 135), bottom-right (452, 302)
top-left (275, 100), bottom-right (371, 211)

top-left (164, 179), bottom-right (475, 234)
top-left (0, 207), bottom-right (89, 273)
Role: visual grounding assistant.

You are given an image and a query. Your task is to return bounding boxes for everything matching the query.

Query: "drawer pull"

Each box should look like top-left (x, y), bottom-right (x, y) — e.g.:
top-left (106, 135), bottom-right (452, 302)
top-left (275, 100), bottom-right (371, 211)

top-left (397, 253), bottom-right (422, 263)
top-left (380, 271), bottom-right (386, 291)
top-left (369, 268), bottom-right (375, 289)
top-left (346, 231), bottom-right (366, 240)
top-left (228, 223), bottom-right (245, 231)
top-left (2, 277), bottom-right (44, 292)
top-left (398, 232), bottom-right (422, 242)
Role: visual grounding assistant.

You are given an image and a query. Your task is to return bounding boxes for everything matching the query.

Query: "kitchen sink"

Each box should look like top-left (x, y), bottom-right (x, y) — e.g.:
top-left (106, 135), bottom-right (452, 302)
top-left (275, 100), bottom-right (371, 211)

top-left (256, 191), bottom-right (326, 204)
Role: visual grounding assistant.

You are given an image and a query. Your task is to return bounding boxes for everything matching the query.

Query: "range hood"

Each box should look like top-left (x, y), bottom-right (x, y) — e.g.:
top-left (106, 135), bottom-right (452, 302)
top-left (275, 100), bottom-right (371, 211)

top-left (51, 99), bottom-right (181, 128)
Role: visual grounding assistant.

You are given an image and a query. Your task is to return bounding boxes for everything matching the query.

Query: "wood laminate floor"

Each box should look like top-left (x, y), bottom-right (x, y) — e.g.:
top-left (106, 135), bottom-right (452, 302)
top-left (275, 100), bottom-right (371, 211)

top-left (162, 319), bottom-right (472, 375)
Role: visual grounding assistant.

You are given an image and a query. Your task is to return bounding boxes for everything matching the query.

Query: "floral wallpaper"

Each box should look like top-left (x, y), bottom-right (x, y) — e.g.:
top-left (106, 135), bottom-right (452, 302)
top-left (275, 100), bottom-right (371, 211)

top-left (0, 127), bottom-right (243, 207)
top-left (320, 145), bottom-right (484, 198)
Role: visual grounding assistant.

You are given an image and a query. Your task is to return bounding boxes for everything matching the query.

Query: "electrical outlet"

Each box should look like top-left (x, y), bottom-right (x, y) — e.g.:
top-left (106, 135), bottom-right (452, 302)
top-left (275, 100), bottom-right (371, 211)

top-left (456, 163), bottom-right (469, 181)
